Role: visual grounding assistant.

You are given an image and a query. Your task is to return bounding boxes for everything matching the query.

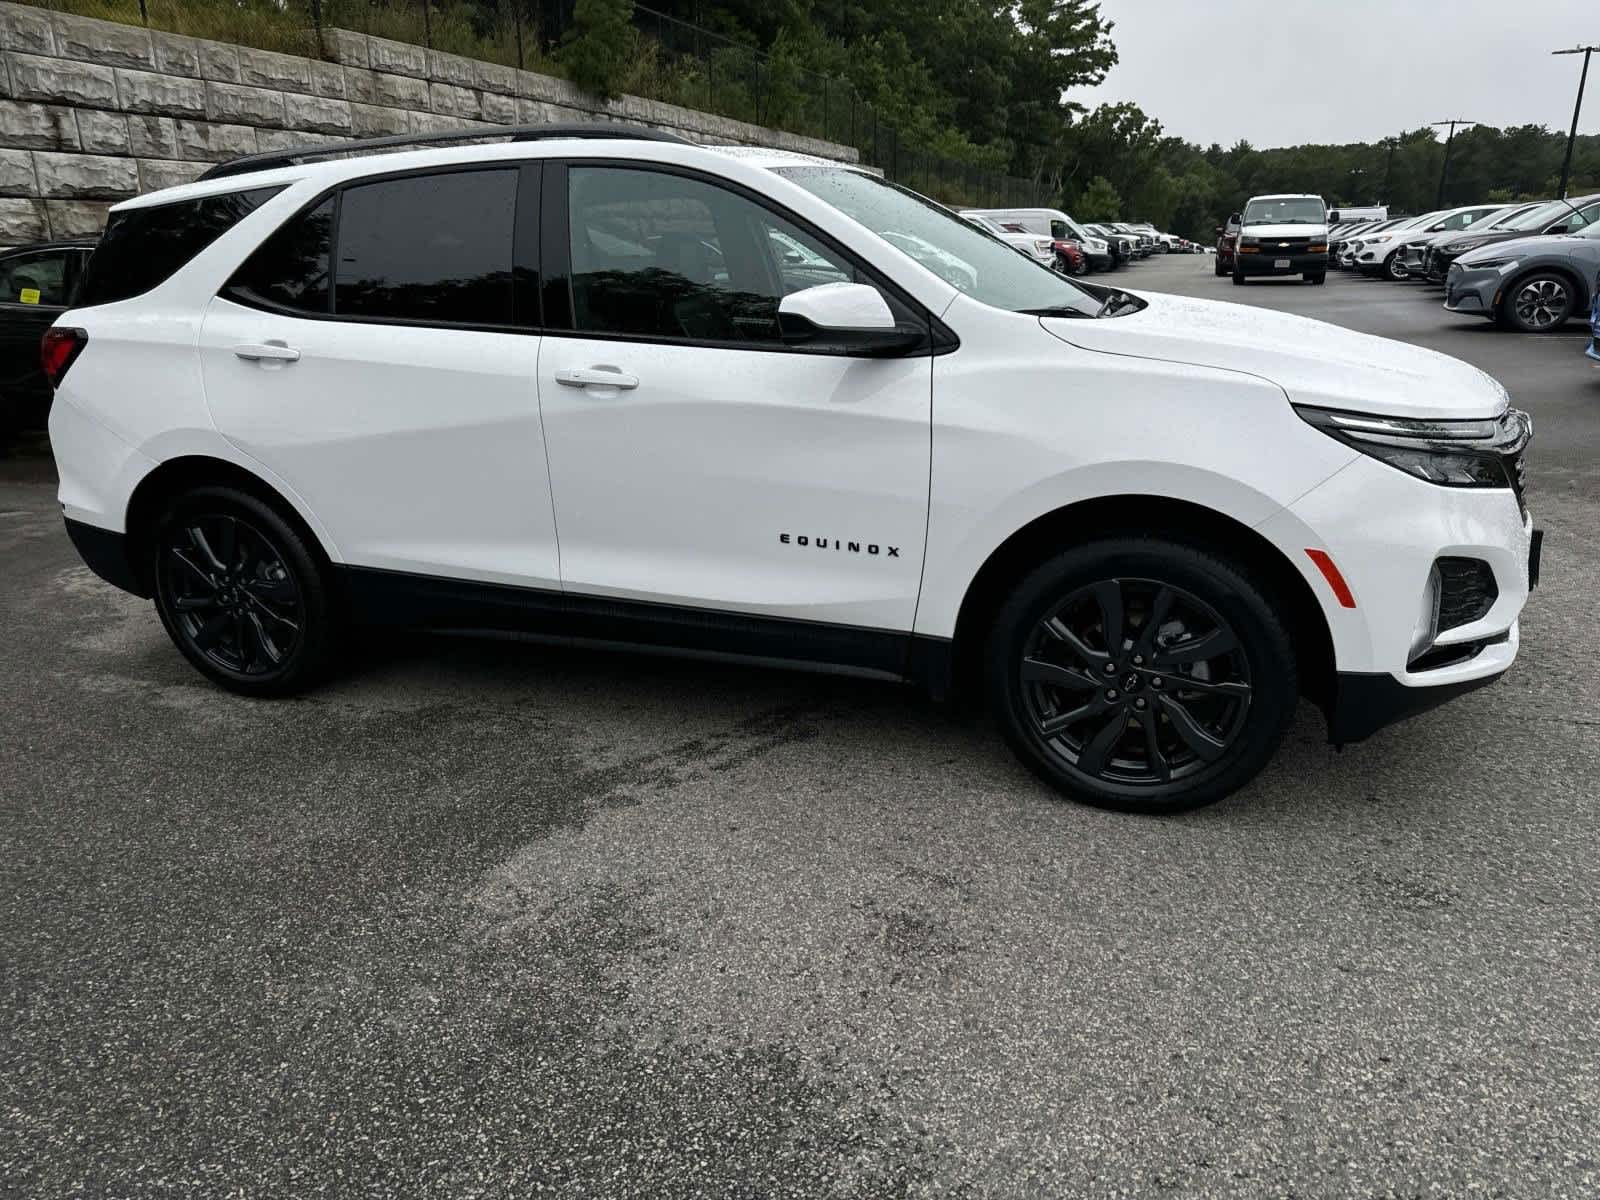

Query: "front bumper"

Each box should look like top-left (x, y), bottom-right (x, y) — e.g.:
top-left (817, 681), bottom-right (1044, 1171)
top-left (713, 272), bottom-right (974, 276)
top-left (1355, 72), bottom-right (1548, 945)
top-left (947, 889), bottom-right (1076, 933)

top-left (1236, 251), bottom-right (1327, 276)
top-left (1444, 263), bottom-right (1503, 316)
top-left (1255, 452), bottom-right (1534, 740)
top-left (1327, 665), bottom-right (1509, 743)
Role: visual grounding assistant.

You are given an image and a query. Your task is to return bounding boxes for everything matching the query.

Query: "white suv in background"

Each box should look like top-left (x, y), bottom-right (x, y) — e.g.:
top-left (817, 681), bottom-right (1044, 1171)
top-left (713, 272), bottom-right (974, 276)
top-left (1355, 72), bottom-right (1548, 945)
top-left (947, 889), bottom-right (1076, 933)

top-left (46, 126), bottom-right (1538, 814)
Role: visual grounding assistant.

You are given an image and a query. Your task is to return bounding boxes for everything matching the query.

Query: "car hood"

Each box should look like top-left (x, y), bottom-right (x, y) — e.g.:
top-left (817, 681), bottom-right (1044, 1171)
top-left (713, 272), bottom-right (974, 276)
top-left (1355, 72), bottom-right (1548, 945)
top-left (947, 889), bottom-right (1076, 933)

top-left (1457, 232), bottom-right (1600, 264)
top-left (1041, 290), bottom-right (1510, 420)
top-left (1431, 227), bottom-right (1528, 253)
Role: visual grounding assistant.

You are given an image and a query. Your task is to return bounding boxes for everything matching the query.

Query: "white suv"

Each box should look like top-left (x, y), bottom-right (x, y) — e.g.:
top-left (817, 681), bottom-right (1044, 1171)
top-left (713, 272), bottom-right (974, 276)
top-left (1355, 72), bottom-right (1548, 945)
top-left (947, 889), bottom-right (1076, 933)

top-left (46, 126), bottom-right (1539, 813)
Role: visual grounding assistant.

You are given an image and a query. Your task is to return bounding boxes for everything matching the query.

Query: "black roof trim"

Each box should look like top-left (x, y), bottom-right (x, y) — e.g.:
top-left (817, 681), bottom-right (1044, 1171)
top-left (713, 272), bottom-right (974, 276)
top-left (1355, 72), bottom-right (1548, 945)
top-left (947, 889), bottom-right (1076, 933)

top-left (197, 122), bottom-right (693, 182)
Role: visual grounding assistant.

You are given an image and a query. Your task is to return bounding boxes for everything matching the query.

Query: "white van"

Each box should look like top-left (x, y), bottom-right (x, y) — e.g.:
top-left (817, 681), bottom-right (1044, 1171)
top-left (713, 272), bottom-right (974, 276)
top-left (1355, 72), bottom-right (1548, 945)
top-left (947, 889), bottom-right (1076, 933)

top-left (1231, 193), bottom-right (1329, 285)
top-left (970, 208), bottom-right (1115, 271)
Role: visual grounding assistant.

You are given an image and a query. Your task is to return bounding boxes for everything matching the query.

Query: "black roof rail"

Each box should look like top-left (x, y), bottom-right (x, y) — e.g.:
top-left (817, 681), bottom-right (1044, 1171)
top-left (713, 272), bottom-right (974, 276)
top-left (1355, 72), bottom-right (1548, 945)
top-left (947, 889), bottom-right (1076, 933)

top-left (197, 122), bottom-right (692, 182)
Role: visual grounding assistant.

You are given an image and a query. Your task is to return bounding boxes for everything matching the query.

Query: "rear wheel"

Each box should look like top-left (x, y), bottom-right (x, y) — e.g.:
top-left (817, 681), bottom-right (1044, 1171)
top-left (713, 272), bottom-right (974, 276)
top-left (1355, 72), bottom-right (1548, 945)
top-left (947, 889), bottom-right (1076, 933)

top-left (1498, 273), bottom-right (1575, 331)
top-left (985, 539), bottom-right (1297, 814)
top-left (150, 486), bottom-right (340, 696)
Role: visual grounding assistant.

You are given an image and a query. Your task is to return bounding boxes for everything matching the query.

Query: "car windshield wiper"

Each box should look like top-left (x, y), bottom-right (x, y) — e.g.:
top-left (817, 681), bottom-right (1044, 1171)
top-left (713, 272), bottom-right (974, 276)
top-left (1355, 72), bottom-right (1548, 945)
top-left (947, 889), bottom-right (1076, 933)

top-left (1021, 304), bottom-right (1092, 318)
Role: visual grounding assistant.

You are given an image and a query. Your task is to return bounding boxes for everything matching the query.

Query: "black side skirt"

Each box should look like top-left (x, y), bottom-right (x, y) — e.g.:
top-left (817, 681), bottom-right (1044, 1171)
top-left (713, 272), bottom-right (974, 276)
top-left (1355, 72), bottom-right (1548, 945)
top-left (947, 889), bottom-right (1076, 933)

top-left (343, 565), bottom-right (954, 686)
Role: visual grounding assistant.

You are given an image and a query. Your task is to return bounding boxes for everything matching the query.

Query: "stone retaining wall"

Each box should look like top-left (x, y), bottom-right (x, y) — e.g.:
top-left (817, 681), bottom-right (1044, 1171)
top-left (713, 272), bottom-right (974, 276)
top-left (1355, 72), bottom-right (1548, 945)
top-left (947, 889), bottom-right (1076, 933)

top-left (0, 2), bottom-right (859, 246)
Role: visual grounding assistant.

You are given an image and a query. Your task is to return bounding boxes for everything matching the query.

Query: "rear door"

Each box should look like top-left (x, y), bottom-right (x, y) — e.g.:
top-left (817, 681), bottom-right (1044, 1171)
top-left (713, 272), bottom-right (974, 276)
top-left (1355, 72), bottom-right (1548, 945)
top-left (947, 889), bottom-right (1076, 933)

top-left (199, 164), bottom-right (560, 590)
top-left (0, 247), bottom-right (78, 429)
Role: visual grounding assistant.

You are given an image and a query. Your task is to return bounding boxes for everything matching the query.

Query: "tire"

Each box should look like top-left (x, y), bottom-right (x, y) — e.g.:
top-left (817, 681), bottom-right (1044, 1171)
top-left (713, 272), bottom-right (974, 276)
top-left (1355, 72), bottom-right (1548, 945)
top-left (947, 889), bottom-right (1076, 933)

top-left (1214, 258), bottom-right (1226, 277)
top-left (1231, 268), bottom-right (1245, 285)
top-left (149, 486), bottom-right (341, 697)
top-left (1496, 272), bottom-right (1576, 332)
top-left (984, 538), bottom-right (1297, 814)
top-left (1304, 272), bottom-right (1326, 285)
top-left (1384, 253), bottom-right (1409, 281)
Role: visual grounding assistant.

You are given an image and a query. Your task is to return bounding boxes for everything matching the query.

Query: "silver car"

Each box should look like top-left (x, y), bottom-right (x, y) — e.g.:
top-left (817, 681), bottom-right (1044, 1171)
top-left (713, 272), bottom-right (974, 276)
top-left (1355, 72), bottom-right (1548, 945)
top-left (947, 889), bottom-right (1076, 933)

top-left (1444, 220), bottom-right (1600, 331)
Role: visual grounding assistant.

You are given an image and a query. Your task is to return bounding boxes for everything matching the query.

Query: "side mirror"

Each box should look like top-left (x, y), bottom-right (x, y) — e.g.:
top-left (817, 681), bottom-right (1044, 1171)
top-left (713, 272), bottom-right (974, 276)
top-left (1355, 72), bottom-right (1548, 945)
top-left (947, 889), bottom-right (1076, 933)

top-left (1329, 210), bottom-right (1341, 224)
top-left (1228, 212), bottom-right (1242, 226)
top-left (778, 283), bottom-right (921, 357)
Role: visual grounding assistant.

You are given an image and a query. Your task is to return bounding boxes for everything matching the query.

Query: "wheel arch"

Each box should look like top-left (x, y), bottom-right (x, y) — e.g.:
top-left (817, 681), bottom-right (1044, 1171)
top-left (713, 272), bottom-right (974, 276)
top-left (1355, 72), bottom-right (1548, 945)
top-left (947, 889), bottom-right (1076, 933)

top-left (945, 494), bottom-right (1335, 711)
top-left (123, 455), bottom-right (339, 595)
top-left (1501, 260), bottom-right (1588, 320)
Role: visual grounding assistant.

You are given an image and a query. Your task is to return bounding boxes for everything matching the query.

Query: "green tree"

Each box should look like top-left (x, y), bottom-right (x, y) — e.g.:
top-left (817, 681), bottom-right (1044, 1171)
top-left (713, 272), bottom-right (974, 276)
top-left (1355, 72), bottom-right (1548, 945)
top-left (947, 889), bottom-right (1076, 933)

top-left (1078, 175), bottom-right (1122, 222)
top-left (558, 0), bottom-right (637, 99)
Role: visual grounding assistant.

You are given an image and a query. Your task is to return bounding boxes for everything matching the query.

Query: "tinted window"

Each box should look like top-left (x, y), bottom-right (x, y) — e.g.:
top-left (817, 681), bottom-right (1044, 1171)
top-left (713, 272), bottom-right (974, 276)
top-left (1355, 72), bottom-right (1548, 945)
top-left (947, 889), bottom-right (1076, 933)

top-left (568, 166), bottom-right (865, 343)
top-left (334, 170), bottom-right (516, 326)
top-left (76, 186), bottom-right (281, 307)
top-left (0, 251), bottom-right (69, 306)
top-left (225, 197), bottom-right (333, 314)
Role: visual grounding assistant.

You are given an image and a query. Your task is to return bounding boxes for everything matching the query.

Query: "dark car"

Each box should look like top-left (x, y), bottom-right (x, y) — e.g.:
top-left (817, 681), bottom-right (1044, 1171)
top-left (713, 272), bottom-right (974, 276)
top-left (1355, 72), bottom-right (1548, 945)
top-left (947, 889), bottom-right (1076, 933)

top-left (1445, 219), bottom-right (1600, 331)
top-left (1424, 195), bottom-right (1600, 282)
top-left (1214, 215), bottom-right (1240, 275)
top-left (0, 237), bottom-right (95, 434)
top-left (1087, 223), bottom-right (1133, 266)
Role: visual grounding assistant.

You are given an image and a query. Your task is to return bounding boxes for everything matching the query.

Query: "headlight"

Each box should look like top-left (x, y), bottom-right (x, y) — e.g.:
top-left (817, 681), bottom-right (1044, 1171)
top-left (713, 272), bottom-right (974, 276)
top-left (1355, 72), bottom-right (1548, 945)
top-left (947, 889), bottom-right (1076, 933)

top-left (1034, 239), bottom-right (1054, 255)
top-left (1467, 258), bottom-right (1520, 273)
top-left (1295, 405), bottom-right (1531, 488)
top-left (1239, 236), bottom-right (1260, 247)
top-left (1451, 238), bottom-right (1490, 253)
top-left (1366, 234), bottom-right (1393, 244)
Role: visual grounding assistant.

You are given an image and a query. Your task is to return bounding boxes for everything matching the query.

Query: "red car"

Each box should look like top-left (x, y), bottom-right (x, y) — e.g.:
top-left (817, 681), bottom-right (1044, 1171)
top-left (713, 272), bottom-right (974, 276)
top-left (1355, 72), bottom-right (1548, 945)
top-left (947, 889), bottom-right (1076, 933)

top-left (1214, 215), bottom-right (1240, 276)
top-left (1051, 239), bottom-right (1087, 275)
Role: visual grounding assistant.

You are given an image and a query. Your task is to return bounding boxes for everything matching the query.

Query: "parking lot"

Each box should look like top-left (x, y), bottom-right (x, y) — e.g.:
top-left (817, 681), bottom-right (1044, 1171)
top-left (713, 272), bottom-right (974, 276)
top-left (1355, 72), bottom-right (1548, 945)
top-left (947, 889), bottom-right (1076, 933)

top-left (3, 252), bottom-right (1597, 1197)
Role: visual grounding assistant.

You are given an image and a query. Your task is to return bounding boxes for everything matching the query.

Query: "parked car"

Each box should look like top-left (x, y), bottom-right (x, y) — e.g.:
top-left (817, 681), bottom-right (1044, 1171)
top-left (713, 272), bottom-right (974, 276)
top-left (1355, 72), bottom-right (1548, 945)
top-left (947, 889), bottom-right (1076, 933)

top-left (1394, 204), bottom-right (1537, 280)
top-left (0, 237), bottom-right (94, 435)
top-left (1328, 219), bottom-right (1379, 268)
top-left (1360, 205), bottom-right (1506, 279)
top-left (47, 124), bottom-right (1538, 815)
top-left (1590, 287), bottom-right (1600, 363)
top-left (1050, 237), bottom-right (1088, 276)
top-left (1424, 195), bottom-right (1600, 281)
top-left (1232, 194), bottom-right (1329, 284)
top-left (1445, 219), bottom-right (1600, 331)
top-left (1334, 216), bottom-right (1411, 268)
top-left (1112, 223), bottom-right (1154, 257)
top-left (1089, 223), bottom-right (1134, 266)
top-left (1344, 210), bottom-right (1449, 272)
top-left (1418, 203), bottom-right (1543, 280)
top-left (972, 208), bottom-right (1115, 271)
top-left (1214, 214), bottom-right (1240, 275)
top-left (961, 211), bottom-right (1056, 267)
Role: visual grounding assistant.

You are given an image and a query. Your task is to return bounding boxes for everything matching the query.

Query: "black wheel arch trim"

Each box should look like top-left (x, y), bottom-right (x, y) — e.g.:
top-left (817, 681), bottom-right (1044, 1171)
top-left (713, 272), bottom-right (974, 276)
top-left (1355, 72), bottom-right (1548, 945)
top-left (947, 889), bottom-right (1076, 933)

top-left (63, 518), bottom-right (149, 597)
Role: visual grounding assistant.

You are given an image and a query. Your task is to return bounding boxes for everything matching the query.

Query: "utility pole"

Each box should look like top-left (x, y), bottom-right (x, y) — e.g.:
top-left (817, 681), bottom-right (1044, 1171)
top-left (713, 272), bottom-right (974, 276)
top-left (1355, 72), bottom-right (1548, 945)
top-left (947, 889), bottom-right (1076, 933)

top-left (1554, 46), bottom-right (1598, 199)
top-left (1382, 136), bottom-right (1398, 202)
top-left (1430, 119), bottom-right (1475, 207)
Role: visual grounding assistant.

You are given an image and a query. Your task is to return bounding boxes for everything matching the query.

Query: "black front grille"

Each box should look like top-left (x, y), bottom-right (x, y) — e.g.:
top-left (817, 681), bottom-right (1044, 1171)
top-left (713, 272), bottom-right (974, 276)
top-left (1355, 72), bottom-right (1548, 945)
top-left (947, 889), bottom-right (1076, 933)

top-left (1435, 557), bottom-right (1499, 633)
top-left (1259, 237), bottom-right (1312, 252)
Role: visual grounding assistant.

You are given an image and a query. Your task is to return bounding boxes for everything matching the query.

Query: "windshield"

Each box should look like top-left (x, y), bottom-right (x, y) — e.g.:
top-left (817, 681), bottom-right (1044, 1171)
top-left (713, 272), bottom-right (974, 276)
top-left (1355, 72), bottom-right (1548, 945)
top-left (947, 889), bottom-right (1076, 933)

top-left (1479, 204), bottom-right (1536, 228)
top-left (775, 166), bottom-right (1103, 317)
top-left (1499, 200), bottom-right (1573, 231)
top-left (1243, 197), bottom-right (1325, 225)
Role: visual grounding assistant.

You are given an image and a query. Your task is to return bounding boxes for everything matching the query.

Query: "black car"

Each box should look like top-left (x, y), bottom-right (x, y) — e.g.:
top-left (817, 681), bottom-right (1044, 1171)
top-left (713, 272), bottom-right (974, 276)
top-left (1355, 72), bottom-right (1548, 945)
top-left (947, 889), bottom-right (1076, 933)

top-left (1424, 195), bottom-right (1600, 281)
top-left (0, 237), bottom-right (95, 434)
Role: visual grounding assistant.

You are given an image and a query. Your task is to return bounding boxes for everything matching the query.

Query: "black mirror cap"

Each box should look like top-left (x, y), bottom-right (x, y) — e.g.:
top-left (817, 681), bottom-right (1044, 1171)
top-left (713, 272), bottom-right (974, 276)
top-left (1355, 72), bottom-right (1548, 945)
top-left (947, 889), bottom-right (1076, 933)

top-left (778, 311), bottom-right (926, 357)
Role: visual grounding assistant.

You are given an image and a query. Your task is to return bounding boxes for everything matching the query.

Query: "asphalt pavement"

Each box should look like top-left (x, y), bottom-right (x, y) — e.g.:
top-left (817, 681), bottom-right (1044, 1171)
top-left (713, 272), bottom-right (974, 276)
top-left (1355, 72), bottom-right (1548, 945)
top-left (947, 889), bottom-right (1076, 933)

top-left (2, 255), bottom-right (1597, 1198)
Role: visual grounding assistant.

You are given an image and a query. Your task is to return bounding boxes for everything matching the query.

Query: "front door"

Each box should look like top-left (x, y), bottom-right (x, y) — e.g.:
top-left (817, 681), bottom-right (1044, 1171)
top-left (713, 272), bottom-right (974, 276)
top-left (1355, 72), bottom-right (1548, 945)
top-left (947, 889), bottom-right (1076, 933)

top-left (199, 166), bottom-right (560, 590)
top-left (538, 162), bottom-right (933, 643)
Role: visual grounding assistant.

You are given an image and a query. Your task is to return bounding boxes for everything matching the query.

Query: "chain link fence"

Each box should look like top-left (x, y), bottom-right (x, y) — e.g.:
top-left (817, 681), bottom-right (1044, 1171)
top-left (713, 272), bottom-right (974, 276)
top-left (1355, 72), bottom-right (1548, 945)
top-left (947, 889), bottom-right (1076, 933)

top-left (21, 0), bottom-right (1046, 208)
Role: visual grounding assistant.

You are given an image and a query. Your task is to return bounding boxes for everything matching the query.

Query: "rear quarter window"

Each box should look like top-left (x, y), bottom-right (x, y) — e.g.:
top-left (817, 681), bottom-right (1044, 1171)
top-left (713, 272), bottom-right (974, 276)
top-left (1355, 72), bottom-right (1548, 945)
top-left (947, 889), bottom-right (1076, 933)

top-left (75, 186), bottom-right (281, 307)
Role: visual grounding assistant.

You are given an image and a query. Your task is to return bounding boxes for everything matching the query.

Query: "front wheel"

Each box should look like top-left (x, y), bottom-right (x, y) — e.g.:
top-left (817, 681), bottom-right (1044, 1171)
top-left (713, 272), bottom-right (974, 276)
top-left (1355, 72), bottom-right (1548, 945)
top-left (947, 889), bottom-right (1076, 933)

top-left (985, 539), bottom-right (1297, 814)
top-left (1384, 253), bottom-right (1409, 281)
top-left (1214, 258), bottom-right (1227, 276)
top-left (1304, 272), bottom-right (1326, 285)
top-left (1497, 273), bottom-right (1575, 331)
top-left (1231, 268), bottom-right (1245, 285)
top-left (151, 486), bottom-right (341, 696)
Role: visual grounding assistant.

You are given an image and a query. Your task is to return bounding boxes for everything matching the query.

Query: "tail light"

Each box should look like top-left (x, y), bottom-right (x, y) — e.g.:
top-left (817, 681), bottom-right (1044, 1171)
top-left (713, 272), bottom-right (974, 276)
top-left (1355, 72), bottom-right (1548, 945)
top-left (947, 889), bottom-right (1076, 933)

top-left (41, 326), bottom-right (86, 388)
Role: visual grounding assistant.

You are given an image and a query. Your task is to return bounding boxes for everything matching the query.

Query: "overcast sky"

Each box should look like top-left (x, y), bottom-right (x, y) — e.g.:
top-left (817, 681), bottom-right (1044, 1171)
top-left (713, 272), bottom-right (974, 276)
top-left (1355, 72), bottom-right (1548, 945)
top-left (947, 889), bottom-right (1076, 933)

top-left (1075, 0), bottom-right (1600, 148)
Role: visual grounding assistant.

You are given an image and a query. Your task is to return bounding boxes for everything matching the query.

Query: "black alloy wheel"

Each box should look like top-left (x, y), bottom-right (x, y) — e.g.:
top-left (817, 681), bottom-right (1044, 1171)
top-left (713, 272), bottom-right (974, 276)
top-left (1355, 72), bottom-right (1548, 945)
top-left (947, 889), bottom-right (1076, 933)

top-left (152, 487), bottom-right (338, 695)
top-left (987, 540), bottom-right (1296, 813)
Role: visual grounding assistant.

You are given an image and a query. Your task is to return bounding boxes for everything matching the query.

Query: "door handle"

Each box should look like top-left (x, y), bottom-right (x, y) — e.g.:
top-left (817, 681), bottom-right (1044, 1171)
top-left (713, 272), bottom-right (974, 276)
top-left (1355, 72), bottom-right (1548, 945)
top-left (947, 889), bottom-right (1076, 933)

top-left (554, 366), bottom-right (638, 390)
top-left (233, 341), bottom-right (300, 363)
